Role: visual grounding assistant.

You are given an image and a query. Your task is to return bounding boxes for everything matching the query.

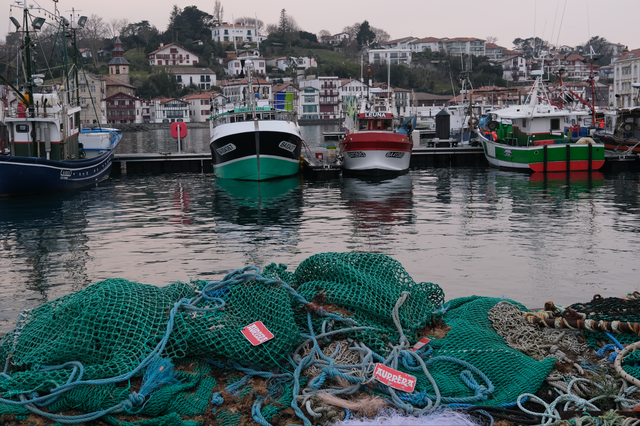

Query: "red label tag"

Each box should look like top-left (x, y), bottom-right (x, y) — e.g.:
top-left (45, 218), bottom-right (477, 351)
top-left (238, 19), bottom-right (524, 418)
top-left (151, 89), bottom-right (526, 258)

top-left (411, 338), bottom-right (431, 352)
top-left (373, 363), bottom-right (417, 392)
top-left (241, 321), bottom-right (274, 346)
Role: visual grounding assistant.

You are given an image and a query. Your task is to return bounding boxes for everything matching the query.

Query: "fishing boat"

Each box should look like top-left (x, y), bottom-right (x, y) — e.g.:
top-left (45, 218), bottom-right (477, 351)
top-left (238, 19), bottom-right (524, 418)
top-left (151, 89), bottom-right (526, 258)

top-left (595, 107), bottom-right (640, 153)
top-left (79, 127), bottom-right (123, 158)
top-left (209, 60), bottom-right (302, 181)
top-left (339, 111), bottom-right (414, 175)
top-left (476, 72), bottom-right (605, 172)
top-left (0, 3), bottom-right (121, 197)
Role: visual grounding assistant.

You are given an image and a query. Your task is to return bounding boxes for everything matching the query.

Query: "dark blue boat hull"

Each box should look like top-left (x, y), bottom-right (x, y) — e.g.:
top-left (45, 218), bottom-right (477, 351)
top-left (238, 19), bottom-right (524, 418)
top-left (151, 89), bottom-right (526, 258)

top-left (0, 151), bottom-right (115, 196)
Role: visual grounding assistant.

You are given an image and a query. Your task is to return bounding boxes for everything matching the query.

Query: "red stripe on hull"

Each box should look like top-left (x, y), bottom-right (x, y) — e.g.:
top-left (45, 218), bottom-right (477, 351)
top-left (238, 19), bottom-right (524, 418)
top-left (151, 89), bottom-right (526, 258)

top-left (529, 160), bottom-right (604, 172)
top-left (343, 132), bottom-right (412, 152)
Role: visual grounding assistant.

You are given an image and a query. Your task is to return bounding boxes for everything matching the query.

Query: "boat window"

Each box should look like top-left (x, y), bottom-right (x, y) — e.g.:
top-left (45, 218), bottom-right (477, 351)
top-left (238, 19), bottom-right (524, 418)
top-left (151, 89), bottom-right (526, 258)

top-left (383, 119), bottom-right (392, 130)
top-left (521, 119), bottom-right (527, 127)
top-left (359, 120), bottom-right (367, 131)
top-left (16, 124), bottom-right (29, 133)
top-left (550, 118), bottom-right (560, 130)
top-left (571, 119), bottom-right (576, 125)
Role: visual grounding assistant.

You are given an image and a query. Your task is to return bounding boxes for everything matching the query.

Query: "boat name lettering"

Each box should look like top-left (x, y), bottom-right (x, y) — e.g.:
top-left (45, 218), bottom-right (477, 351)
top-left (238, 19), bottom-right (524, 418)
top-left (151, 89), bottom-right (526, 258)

top-left (504, 149), bottom-right (512, 157)
top-left (364, 112), bottom-right (388, 118)
top-left (347, 151), bottom-right (366, 158)
top-left (278, 141), bottom-right (296, 152)
top-left (385, 152), bottom-right (405, 158)
top-left (60, 169), bottom-right (72, 178)
top-left (216, 143), bottom-right (237, 156)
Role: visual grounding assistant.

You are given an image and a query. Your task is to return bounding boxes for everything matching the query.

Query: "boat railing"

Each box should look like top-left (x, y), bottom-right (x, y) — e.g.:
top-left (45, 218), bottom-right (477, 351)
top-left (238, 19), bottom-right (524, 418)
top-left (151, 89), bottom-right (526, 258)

top-left (6, 104), bottom-right (65, 120)
top-left (212, 107), bottom-right (297, 127)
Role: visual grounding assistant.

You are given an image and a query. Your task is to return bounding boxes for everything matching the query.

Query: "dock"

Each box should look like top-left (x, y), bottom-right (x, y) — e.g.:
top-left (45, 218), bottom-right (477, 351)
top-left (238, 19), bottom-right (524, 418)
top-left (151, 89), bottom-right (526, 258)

top-left (112, 146), bottom-right (638, 175)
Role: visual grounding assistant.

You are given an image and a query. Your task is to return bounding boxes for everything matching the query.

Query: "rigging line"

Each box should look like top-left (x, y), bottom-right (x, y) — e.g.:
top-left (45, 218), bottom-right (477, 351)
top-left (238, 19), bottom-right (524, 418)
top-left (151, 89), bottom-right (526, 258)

top-left (555, 0), bottom-right (568, 48)
top-left (32, 22), bottom-right (58, 86)
top-left (550, 2), bottom-right (559, 50)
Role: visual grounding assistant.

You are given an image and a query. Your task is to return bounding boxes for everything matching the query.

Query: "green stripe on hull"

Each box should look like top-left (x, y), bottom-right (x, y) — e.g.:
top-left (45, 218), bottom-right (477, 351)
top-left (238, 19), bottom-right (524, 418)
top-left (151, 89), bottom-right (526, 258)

top-left (214, 156), bottom-right (300, 180)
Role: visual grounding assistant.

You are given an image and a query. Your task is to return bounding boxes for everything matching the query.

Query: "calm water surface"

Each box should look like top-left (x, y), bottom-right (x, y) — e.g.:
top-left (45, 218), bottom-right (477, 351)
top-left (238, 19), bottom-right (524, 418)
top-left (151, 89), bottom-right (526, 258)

top-left (1, 126), bottom-right (640, 333)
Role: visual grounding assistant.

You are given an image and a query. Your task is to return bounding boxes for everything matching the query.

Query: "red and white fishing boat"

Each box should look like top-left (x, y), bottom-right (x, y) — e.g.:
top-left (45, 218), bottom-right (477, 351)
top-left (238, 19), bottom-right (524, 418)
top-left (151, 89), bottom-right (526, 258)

top-left (339, 112), bottom-right (413, 175)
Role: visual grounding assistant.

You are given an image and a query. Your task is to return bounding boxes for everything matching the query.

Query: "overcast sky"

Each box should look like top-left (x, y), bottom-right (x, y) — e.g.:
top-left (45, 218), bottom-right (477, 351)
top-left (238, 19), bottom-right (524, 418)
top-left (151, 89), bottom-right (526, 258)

top-left (3, 0), bottom-right (636, 50)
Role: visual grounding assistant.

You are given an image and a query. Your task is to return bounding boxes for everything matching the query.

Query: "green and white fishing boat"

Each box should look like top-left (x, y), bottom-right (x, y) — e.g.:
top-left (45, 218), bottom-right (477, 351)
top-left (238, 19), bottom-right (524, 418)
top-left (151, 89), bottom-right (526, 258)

top-left (209, 60), bottom-right (302, 181)
top-left (476, 72), bottom-right (605, 173)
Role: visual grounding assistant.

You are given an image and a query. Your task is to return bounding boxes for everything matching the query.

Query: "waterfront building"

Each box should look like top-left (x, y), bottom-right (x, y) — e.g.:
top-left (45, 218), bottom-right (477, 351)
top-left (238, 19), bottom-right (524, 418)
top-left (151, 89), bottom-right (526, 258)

top-left (105, 92), bottom-right (144, 124)
top-left (150, 97), bottom-right (190, 123)
top-left (300, 86), bottom-right (320, 120)
top-left (613, 48), bottom-right (640, 108)
top-left (78, 73), bottom-right (107, 125)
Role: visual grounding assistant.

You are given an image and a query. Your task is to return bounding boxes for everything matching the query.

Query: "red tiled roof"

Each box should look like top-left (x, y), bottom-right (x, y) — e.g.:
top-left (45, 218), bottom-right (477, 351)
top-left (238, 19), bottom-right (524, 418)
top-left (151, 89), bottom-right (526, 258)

top-left (618, 48), bottom-right (640, 61)
top-left (411, 37), bottom-right (441, 44)
top-left (147, 42), bottom-right (199, 58)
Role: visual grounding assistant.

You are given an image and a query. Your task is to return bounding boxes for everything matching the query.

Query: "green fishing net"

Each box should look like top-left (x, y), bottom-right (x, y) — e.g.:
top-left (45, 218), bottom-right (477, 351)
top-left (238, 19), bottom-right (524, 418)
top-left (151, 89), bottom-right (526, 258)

top-left (0, 252), bottom-right (559, 424)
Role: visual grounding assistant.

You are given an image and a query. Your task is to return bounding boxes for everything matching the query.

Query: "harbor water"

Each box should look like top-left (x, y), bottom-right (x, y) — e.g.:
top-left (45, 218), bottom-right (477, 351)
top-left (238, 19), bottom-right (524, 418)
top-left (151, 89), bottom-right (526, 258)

top-left (1, 126), bottom-right (639, 333)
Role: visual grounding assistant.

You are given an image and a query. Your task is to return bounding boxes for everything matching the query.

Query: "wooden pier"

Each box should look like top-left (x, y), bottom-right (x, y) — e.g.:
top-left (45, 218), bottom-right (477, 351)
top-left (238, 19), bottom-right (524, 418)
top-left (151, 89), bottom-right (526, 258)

top-left (112, 146), bottom-right (637, 175)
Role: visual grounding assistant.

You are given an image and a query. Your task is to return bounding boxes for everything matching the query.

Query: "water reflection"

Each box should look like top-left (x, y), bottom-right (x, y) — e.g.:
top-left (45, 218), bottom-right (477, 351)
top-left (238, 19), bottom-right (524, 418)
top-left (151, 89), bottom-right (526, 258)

top-left (341, 174), bottom-right (414, 244)
top-left (213, 177), bottom-right (304, 226)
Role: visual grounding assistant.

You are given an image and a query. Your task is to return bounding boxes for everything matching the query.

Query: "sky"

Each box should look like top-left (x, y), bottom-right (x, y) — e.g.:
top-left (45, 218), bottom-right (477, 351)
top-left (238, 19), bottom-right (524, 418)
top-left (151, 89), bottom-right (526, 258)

top-left (2, 0), bottom-right (637, 50)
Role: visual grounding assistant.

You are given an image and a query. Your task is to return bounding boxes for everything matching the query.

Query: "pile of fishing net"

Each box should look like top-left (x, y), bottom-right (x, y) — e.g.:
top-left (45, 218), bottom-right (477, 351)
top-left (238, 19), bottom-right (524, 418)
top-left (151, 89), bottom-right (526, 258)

top-left (0, 252), bottom-right (560, 425)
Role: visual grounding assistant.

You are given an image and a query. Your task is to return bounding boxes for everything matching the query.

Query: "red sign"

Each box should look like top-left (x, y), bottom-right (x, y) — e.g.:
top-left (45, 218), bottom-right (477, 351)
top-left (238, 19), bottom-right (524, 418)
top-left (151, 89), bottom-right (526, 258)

top-left (373, 363), bottom-right (417, 392)
top-left (411, 338), bottom-right (431, 352)
top-left (170, 122), bottom-right (188, 139)
top-left (241, 321), bottom-right (274, 346)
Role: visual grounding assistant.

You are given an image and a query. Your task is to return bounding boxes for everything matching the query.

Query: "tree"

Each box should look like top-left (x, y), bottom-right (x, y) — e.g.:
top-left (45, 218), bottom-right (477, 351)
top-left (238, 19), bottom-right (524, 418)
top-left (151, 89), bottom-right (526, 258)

top-left (486, 36), bottom-right (498, 44)
top-left (235, 16), bottom-right (264, 34)
top-left (356, 21), bottom-right (376, 49)
top-left (278, 9), bottom-right (289, 36)
top-left (318, 29), bottom-right (331, 41)
top-left (512, 37), bottom-right (551, 58)
top-left (578, 36), bottom-right (613, 65)
top-left (166, 5), bottom-right (214, 43)
top-left (213, 0), bottom-right (224, 25)
top-left (371, 27), bottom-right (389, 44)
top-left (79, 14), bottom-right (108, 67)
top-left (107, 18), bottom-right (129, 40)
top-left (344, 21), bottom-right (389, 46)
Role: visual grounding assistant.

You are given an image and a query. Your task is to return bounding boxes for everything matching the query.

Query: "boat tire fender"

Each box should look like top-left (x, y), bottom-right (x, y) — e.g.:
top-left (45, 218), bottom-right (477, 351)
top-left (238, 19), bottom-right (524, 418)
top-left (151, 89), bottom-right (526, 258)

top-left (487, 121), bottom-right (498, 131)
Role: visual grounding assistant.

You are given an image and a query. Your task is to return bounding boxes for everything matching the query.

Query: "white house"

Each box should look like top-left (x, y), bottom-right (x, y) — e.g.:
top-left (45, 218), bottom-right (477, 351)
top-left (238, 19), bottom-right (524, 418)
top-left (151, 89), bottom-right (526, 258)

top-left (367, 48), bottom-right (412, 65)
top-left (148, 43), bottom-right (200, 67)
top-left (166, 67), bottom-right (217, 89)
top-left (380, 37), bottom-right (417, 50)
top-left (339, 78), bottom-right (369, 104)
top-left (613, 48), bottom-right (640, 108)
top-left (211, 22), bottom-right (265, 43)
top-left (442, 38), bottom-right (486, 56)
top-left (499, 55), bottom-right (529, 83)
top-left (321, 32), bottom-right (349, 46)
top-left (224, 56), bottom-right (267, 76)
top-left (182, 93), bottom-right (229, 123)
top-left (275, 57), bottom-right (317, 72)
top-left (409, 37), bottom-right (443, 53)
top-left (220, 78), bottom-right (272, 105)
top-left (150, 97), bottom-right (190, 123)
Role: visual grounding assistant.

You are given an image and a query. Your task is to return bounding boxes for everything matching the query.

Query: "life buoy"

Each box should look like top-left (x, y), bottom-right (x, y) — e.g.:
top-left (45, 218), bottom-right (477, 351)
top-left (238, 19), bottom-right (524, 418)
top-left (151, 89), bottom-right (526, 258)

top-left (576, 137), bottom-right (595, 144)
top-left (470, 116), bottom-right (479, 127)
top-left (624, 123), bottom-right (633, 132)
